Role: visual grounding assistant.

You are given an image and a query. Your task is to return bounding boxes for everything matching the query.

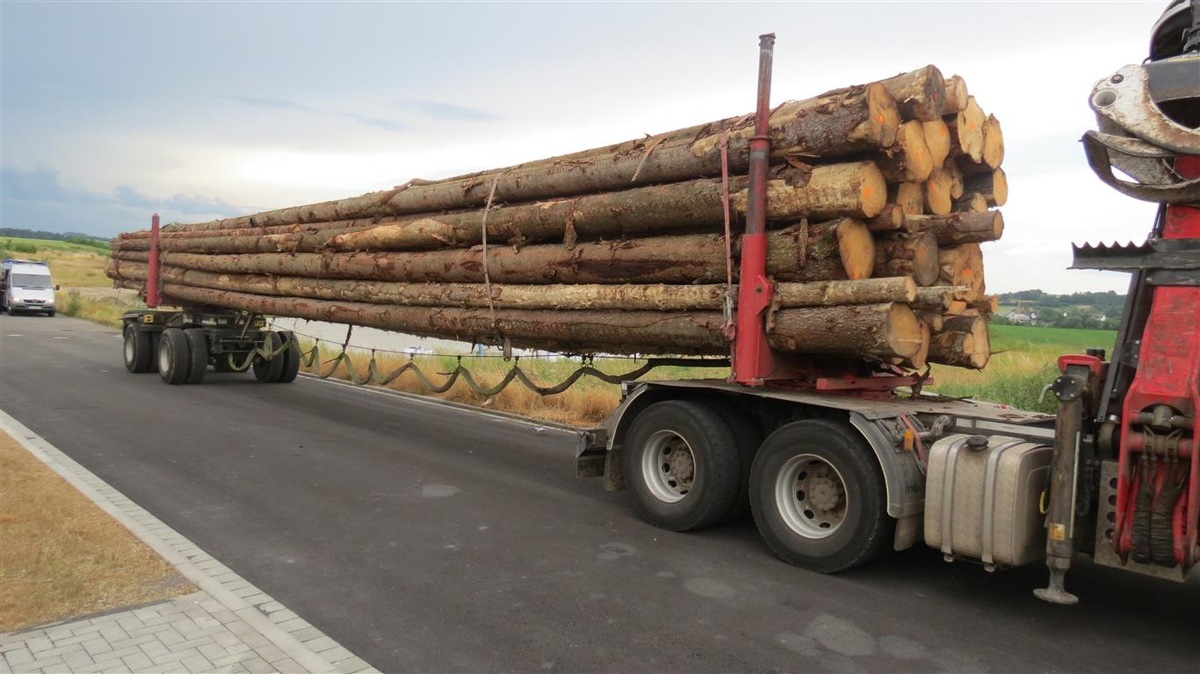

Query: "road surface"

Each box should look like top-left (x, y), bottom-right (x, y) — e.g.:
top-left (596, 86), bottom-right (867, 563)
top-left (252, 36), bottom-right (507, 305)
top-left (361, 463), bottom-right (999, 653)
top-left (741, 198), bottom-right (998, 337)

top-left (2, 314), bottom-right (1196, 673)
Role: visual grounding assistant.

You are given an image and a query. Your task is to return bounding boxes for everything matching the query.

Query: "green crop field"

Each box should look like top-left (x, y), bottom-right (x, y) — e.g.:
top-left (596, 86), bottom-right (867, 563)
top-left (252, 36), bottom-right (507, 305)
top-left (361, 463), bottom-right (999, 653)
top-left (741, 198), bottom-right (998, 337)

top-left (929, 324), bottom-right (1118, 413)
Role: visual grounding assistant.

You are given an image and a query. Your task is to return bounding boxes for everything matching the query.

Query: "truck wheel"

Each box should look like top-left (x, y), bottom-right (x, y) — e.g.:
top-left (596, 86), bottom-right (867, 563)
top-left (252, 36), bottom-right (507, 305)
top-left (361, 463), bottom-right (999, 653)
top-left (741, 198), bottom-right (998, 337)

top-left (252, 331), bottom-right (285, 383)
top-left (46, 310), bottom-right (56, 317)
top-left (123, 323), bottom-right (153, 373)
top-left (622, 400), bottom-right (741, 532)
top-left (184, 329), bottom-right (208, 384)
top-left (157, 328), bottom-right (191, 385)
top-left (275, 331), bottom-right (301, 383)
top-left (703, 401), bottom-right (762, 522)
top-left (750, 419), bottom-right (893, 573)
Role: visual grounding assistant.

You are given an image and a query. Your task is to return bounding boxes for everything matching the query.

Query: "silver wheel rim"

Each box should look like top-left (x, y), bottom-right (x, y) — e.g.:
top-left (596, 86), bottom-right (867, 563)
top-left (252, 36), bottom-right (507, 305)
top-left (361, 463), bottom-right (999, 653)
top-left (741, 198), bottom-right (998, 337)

top-left (640, 430), bottom-right (696, 503)
top-left (774, 454), bottom-right (847, 539)
top-left (124, 330), bottom-right (136, 365)
top-left (158, 337), bottom-right (172, 374)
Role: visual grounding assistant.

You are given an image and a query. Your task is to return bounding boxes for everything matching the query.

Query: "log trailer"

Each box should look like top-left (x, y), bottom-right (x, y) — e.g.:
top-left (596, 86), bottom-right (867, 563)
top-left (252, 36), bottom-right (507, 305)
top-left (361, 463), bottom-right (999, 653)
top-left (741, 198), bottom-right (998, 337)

top-left (120, 215), bottom-right (302, 385)
top-left (579, 5), bottom-right (1200, 603)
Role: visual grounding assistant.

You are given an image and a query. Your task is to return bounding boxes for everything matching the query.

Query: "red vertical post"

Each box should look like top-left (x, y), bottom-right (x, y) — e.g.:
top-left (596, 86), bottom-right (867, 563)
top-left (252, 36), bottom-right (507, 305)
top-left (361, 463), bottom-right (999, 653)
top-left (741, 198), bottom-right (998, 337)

top-left (732, 34), bottom-right (776, 386)
top-left (147, 213), bottom-right (161, 308)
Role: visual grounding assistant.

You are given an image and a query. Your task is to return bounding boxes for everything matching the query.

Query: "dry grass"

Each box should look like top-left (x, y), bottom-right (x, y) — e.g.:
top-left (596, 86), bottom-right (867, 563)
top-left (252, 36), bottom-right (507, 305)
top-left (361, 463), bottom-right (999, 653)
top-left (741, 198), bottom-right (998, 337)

top-left (300, 347), bottom-right (730, 427)
top-left (0, 431), bottom-right (194, 632)
top-left (58, 290), bottom-right (141, 329)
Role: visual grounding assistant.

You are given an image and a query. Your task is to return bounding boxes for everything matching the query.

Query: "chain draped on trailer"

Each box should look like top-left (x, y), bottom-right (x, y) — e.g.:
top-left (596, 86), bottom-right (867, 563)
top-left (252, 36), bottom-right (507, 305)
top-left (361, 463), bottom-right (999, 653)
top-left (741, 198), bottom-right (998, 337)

top-left (279, 323), bottom-right (729, 397)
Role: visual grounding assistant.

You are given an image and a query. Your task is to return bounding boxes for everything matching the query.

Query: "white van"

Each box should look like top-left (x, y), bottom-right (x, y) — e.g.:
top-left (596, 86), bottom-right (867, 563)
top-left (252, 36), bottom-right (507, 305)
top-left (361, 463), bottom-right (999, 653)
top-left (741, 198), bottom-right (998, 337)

top-left (0, 259), bottom-right (59, 316)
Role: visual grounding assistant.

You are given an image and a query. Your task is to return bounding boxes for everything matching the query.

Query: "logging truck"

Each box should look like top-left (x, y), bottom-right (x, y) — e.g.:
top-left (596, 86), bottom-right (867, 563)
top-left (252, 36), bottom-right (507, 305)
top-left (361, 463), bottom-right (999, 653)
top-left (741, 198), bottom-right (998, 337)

top-left (114, 4), bottom-right (1198, 604)
top-left (578, 8), bottom-right (1200, 604)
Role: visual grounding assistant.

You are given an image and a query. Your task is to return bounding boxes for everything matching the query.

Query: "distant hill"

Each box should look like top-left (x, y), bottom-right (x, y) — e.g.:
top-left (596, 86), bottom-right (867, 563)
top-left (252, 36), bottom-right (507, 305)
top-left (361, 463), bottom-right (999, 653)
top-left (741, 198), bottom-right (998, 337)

top-left (1, 228), bottom-right (109, 250)
top-left (995, 289), bottom-right (1126, 330)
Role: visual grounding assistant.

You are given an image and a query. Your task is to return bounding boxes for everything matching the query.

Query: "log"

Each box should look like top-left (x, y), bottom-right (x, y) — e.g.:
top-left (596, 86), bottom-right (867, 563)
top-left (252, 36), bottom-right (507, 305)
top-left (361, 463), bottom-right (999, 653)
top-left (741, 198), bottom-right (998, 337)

top-left (924, 168), bottom-right (954, 215)
top-left (112, 222), bottom-right (873, 286)
top-left (912, 285), bottom-right (959, 311)
top-left (943, 75), bottom-right (970, 115)
top-left (929, 314), bottom-right (990, 369)
top-left (969, 295), bottom-right (1000, 314)
top-left (916, 311), bottom-right (945, 332)
top-left (954, 192), bottom-right (989, 212)
top-left (130, 164), bottom-right (885, 255)
top-left (937, 243), bottom-right (985, 301)
top-left (899, 320), bottom-right (932, 371)
top-left (736, 161), bottom-right (888, 221)
top-left (866, 204), bottom-right (906, 232)
top-left (878, 121), bottom-right (934, 182)
top-left (772, 276), bottom-right (917, 307)
top-left (963, 168), bottom-right (1007, 207)
top-left (907, 211), bottom-right (1004, 245)
top-left (880, 65), bottom-right (946, 122)
top-left (922, 119), bottom-right (951, 167)
top-left (767, 303), bottom-right (924, 359)
top-left (107, 262), bottom-right (914, 311)
top-left (873, 231), bottom-right (939, 286)
top-left (946, 96), bottom-right (985, 163)
top-left (888, 182), bottom-right (926, 217)
top-left (944, 159), bottom-right (965, 199)
top-left (151, 283), bottom-right (921, 360)
top-left (149, 83), bottom-right (903, 234)
top-left (981, 114), bottom-right (1004, 169)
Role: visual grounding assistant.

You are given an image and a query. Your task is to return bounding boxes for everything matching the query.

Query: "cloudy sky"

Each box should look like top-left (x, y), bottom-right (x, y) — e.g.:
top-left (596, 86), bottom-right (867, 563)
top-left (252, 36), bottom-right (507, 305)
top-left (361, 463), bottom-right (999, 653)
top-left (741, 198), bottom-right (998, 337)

top-left (1, 1), bottom-right (1170, 293)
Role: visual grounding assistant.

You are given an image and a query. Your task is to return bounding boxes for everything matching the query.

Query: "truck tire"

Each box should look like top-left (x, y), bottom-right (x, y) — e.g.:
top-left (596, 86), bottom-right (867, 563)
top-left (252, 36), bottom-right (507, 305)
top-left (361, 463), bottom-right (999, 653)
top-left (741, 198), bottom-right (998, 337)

top-left (123, 322), bottom-right (153, 373)
top-left (157, 328), bottom-right (191, 385)
top-left (46, 309), bottom-right (55, 317)
top-left (622, 400), bottom-right (741, 532)
top-left (703, 401), bottom-right (762, 523)
top-left (275, 331), bottom-right (301, 383)
top-left (184, 329), bottom-right (208, 384)
top-left (750, 419), bottom-right (893, 573)
top-left (252, 331), bottom-right (285, 383)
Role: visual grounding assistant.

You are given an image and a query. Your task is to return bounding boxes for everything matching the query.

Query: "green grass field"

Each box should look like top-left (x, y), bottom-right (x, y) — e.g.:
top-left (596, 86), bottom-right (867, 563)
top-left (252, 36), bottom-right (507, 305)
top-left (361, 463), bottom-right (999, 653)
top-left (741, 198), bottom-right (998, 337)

top-left (929, 324), bottom-right (1117, 413)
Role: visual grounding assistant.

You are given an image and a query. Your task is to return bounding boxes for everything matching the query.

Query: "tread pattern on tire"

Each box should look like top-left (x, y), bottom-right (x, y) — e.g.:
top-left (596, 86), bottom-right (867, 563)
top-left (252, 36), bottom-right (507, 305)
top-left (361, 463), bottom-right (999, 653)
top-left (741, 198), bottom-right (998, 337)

top-left (623, 400), bottom-right (742, 532)
top-left (123, 323), bottom-right (152, 374)
top-left (158, 328), bottom-right (190, 385)
top-left (749, 418), bottom-right (894, 573)
top-left (275, 331), bottom-right (300, 383)
top-left (253, 331), bottom-right (285, 383)
top-left (700, 400), bottom-right (762, 523)
top-left (184, 329), bottom-right (209, 385)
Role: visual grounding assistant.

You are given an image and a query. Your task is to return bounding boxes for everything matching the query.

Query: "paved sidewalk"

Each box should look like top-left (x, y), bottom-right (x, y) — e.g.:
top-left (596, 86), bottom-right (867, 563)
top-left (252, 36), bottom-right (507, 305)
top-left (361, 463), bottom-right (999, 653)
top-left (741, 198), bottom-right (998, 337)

top-left (0, 411), bottom-right (378, 674)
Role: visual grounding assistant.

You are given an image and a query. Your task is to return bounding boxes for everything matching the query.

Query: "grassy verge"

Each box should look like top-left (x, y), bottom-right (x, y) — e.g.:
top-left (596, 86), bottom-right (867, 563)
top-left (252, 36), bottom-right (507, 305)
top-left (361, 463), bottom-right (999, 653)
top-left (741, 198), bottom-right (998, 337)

top-left (56, 290), bottom-right (141, 329)
top-left (928, 324), bottom-right (1117, 412)
top-left (300, 345), bottom-right (728, 427)
top-left (0, 430), bottom-right (194, 632)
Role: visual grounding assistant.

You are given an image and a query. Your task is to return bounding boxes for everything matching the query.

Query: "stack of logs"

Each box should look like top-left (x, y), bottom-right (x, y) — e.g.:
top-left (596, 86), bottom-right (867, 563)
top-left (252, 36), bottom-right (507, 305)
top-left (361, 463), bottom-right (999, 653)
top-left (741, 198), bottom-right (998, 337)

top-left (106, 64), bottom-right (1005, 371)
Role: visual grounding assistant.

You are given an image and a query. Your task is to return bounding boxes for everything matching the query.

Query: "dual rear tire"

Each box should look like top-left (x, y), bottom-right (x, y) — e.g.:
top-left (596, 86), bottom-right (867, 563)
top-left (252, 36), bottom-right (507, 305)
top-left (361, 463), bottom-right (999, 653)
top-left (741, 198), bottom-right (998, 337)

top-left (623, 404), bottom-right (892, 573)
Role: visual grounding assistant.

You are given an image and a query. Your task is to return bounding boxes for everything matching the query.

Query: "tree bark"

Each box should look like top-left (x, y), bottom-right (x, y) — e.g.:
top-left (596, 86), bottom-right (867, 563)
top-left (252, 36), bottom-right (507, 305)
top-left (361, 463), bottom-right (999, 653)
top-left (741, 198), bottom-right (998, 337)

top-left (143, 83), bottom-right (902, 234)
top-left (943, 75), bottom-right (969, 115)
top-left (880, 65), bottom-right (947, 122)
top-left (873, 231), bottom-right (939, 286)
top-left (912, 285), bottom-right (958, 311)
top-left (866, 204), bottom-right (906, 232)
top-left (962, 169), bottom-right (1007, 207)
top-left (116, 162), bottom-right (889, 253)
top-left (767, 302), bottom-right (924, 359)
top-left (907, 211), bottom-right (1004, 245)
top-left (107, 262), bottom-right (913, 311)
top-left (929, 314), bottom-right (990, 369)
top-left (954, 192), bottom-right (989, 213)
top-left (110, 222), bottom-right (870, 286)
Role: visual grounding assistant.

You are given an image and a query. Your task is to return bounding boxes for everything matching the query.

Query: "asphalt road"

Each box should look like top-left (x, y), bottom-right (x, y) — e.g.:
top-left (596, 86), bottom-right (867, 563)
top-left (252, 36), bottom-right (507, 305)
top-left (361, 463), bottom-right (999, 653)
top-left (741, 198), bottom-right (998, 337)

top-left (2, 314), bottom-right (1197, 673)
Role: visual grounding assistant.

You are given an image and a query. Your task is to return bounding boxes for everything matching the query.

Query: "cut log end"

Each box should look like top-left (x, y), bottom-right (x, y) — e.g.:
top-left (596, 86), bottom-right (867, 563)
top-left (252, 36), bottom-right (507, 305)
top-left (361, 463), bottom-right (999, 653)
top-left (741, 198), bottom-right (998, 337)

top-left (943, 75), bottom-right (970, 115)
top-left (865, 83), bottom-right (903, 148)
top-left (922, 119), bottom-right (951, 167)
top-left (836, 219), bottom-right (877, 280)
top-left (925, 169), bottom-right (954, 216)
top-left (982, 114), bottom-right (1005, 169)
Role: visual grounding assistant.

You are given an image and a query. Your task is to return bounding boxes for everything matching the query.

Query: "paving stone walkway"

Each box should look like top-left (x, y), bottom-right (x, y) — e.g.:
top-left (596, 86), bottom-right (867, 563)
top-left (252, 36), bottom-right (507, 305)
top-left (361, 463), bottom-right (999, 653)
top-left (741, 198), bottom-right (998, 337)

top-left (0, 411), bottom-right (378, 674)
